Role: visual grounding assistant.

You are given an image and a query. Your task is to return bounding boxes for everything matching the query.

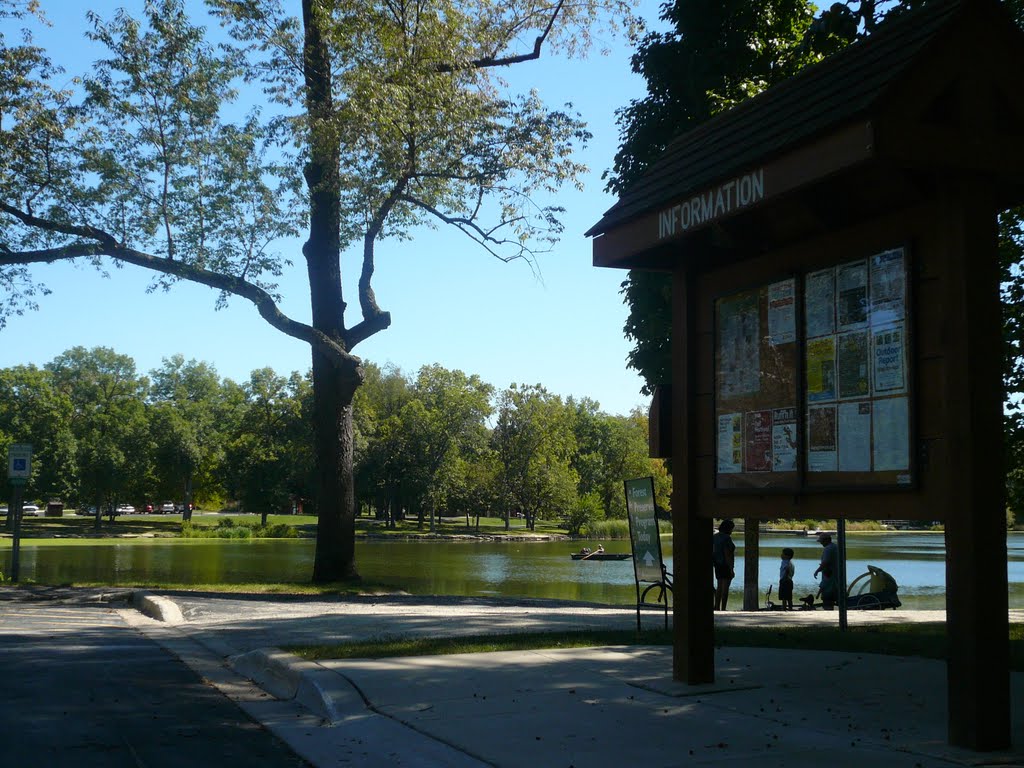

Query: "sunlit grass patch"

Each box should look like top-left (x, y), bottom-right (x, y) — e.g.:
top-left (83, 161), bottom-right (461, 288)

top-left (287, 623), bottom-right (1024, 671)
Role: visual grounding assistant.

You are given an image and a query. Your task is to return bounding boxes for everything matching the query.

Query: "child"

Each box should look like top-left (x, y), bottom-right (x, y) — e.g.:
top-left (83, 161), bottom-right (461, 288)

top-left (778, 547), bottom-right (795, 610)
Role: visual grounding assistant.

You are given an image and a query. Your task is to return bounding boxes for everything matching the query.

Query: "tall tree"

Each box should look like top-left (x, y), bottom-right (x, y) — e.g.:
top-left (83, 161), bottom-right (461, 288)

top-left (0, 0), bottom-right (634, 580)
top-left (148, 355), bottom-right (226, 519)
top-left (0, 364), bottom-right (76, 509)
top-left (45, 346), bottom-right (151, 526)
top-left (607, 0), bottom-right (817, 394)
top-left (493, 383), bottom-right (578, 530)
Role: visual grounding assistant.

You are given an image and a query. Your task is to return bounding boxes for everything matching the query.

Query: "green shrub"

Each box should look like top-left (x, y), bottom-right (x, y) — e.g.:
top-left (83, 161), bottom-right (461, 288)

top-left (180, 519), bottom-right (297, 539)
top-left (566, 494), bottom-right (602, 536)
top-left (582, 518), bottom-right (632, 540)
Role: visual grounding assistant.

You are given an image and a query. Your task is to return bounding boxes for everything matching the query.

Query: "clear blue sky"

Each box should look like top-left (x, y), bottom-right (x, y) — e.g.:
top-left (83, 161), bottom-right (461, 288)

top-left (0, 1), bottom-right (664, 416)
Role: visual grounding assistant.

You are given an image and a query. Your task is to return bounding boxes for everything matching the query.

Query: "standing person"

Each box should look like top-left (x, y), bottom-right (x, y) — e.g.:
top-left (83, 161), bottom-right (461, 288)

top-left (778, 547), bottom-right (795, 610)
top-left (712, 519), bottom-right (736, 611)
top-left (814, 533), bottom-right (839, 609)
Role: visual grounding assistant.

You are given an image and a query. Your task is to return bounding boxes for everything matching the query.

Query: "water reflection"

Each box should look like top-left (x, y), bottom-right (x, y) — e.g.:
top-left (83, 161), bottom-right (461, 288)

top-left (2, 533), bottom-right (1023, 610)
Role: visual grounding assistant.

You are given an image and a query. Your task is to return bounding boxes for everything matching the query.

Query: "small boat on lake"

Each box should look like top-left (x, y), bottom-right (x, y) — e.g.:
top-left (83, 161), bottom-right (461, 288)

top-left (570, 552), bottom-right (632, 561)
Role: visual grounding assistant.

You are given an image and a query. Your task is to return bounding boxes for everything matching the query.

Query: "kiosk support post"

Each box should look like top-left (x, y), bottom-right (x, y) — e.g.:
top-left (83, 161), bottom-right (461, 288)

top-left (941, 180), bottom-right (1009, 750)
top-left (671, 268), bottom-right (714, 684)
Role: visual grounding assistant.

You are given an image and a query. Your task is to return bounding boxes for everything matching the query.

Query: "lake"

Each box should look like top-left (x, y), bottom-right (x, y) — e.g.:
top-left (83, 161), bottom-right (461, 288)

top-left (4, 532), bottom-right (1024, 609)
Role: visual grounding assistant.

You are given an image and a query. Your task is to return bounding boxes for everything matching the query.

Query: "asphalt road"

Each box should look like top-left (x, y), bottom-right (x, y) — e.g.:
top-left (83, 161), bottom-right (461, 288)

top-left (0, 588), bottom-right (309, 768)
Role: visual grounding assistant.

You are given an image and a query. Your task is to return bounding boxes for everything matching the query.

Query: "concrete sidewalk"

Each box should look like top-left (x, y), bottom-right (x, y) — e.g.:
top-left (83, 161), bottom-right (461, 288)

top-left (125, 593), bottom-right (1024, 768)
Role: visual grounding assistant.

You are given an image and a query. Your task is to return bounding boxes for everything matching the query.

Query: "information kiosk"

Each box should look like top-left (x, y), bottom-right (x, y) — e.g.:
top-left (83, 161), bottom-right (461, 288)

top-left (587, 0), bottom-right (1024, 750)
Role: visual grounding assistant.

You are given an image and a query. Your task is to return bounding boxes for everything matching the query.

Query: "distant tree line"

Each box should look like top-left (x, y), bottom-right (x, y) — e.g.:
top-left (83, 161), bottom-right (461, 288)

top-left (0, 347), bottom-right (670, 532)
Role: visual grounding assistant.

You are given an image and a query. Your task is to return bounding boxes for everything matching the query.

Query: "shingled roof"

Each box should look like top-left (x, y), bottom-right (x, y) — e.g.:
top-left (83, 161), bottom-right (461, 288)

top-left (585, 0), bottom-right (967, 238)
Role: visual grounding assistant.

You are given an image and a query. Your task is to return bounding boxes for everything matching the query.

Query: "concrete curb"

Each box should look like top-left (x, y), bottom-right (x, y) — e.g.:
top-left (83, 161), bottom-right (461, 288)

top-left (131, 591), bottom-right (184, 624)
top-left (229, 647), bottom-right (365, 723)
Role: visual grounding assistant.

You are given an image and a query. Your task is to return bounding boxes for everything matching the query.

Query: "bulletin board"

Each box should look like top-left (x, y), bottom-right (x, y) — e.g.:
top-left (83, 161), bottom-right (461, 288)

top-left (714, 277), bottom-right (800, 490)
top-left (714, 247), bottom-right (912, 491)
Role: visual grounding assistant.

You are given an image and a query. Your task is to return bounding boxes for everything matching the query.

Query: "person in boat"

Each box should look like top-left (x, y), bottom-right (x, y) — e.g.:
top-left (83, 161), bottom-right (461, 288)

top-left (579, 547), bottom-right (592, 556)
top-left (596, 545), bottom-right (605, 554)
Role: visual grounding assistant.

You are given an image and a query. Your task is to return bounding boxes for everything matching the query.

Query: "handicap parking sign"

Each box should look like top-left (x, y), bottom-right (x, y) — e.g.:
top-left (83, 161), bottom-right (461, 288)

top-left (7, 444), bottom-right (32, 480)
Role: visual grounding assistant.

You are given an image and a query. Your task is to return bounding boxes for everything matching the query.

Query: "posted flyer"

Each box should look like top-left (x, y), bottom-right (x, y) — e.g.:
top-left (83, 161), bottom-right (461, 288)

top-left (873, 396), bottom-right (910, 471)
top-left (771, 407), bottom-right (798, 472)
top-left (873, 323), bottom-right (906, 393)
top-left (717, 292), bottom-right (761, 399)
top-left (837, 331), bottom-right (870, 399)
top-left (805, 268), bottom-right (835, 338)
top-left (744, 410), bottom-right (773, 472)
top-left (837, 260), bottom-right (869, 329)
top-left (717, 413), bottom-right (744, 473)
top-left (838, 401), bottom-right (872, 472)
top-left (870, 249), bottom-right (906, 326)
top-left (806, 336), bottom-right (837, 402)
top-left (807, 405), bottom-right (838, 472)
top-left (767, 279), bottom-right (796, 345)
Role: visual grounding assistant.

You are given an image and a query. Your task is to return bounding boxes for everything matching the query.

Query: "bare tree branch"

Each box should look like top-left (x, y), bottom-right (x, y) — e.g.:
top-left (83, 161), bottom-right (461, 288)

top-left (400, 194), bottom-right (537, 263)
top-left (0, 206), bottom-right (357, 371)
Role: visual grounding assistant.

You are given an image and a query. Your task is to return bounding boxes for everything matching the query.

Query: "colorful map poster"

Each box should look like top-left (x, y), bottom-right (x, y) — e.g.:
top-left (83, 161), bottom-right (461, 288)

top-left (744, 410), bottom-right (772, 472)
top-left (837, 331), bottom-right (870, 399)
top-left (805, 268), bottom-right (835, 338)
top-left (807, 405), bottom-right (838, 472)
top-left (768, 279), bottom-right (796, 345)
top-left (837, 260), bottom-right (869, 330)
top-left (806, 336), bottom-right (836, 402)
top-left (838, 401), bottom-right (872, 471)
top-left (717, 413), bottom-right (743, 473)
top-left (717, 292), bottom-right (761, 399)
top-left (771, 407), bottom-right (798, 472)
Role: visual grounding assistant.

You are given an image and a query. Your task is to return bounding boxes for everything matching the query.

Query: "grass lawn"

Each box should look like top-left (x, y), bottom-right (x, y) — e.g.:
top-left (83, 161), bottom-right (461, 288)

top-left (287, 622), bottom-right (1024, 671)
top-left (0, 511), bottom-right (570, 541)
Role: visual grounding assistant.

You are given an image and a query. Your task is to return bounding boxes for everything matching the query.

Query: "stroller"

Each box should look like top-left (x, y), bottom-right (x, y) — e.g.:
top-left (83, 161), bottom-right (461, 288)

top-left (845, 565), bottom-right (901, 609)
top-left (767, 565), bottom-right (901, 611)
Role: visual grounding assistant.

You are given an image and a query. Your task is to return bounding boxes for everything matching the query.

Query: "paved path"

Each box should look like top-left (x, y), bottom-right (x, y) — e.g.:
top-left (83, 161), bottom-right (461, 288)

top-left (6, 587), bottom-right (1024, 767)
top-left (0, 587), bottom-right (309, 768)
top-left (144, 592), bottom-right (1024, 768)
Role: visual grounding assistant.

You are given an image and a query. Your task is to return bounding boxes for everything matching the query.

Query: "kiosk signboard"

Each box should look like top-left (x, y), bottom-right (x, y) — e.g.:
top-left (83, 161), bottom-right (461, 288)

top-left (624, 477), bottom-right (664, 583)
top-left (714, 248), bottom-right (911, 490)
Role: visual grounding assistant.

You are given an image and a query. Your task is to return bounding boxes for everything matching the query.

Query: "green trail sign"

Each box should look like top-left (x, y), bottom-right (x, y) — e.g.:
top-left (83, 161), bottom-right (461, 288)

top-left (625, 477), bottom-right (663, 583)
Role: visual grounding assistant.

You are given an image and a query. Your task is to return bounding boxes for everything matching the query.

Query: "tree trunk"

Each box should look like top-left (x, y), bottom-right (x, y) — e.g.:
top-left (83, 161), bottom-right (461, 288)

top-left (302, 0), bottom-right (363, 583)
top-left (309, 349), bottom-right (360, 582)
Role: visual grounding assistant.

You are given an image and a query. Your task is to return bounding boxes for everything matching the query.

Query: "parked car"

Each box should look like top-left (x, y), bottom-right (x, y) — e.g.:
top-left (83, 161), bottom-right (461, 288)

top-left (22, 504), bottom-right (41, 516)
top-left (160, 501), bottom-right (175, 514)
top-left (142, 503), bottom-right (154, 514)
top-left (116, 504), bottom-right (135, 515)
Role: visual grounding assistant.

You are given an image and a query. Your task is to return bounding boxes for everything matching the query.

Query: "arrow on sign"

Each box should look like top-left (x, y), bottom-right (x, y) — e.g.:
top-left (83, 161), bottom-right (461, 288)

top-left (643, 551), bottom-right (655, 567)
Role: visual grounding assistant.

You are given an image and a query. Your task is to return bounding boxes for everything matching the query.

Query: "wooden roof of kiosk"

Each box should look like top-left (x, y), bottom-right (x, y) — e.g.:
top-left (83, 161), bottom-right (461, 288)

top-left (589, 0), bottom-right (1024, 753)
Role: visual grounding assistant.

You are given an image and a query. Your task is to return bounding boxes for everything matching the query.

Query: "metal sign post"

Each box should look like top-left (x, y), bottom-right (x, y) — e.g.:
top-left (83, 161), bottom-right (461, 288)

top-left (7, 444), bottom-right (32, 584)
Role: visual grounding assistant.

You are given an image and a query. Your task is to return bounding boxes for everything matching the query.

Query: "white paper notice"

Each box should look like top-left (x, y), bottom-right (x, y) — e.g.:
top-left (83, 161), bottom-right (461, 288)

top-left (717, 413), bottom-right (743, 474)
top-left (768, 279), bottom-right (796, 345)
top-left (873, 396), bottom-right (910, 471)
top-left (870, 249), bottom-right (906, 326)
top-left (838, 401), bottom-right (872, 472)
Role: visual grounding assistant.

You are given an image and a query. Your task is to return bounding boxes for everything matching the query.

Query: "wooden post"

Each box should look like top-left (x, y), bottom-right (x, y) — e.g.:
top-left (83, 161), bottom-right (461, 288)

top-left (671, 268), bottom-right (715, 684)
top-left (940, 179), bottom-right (1010, 750)
top-left (742, 522), bottom-right (760, 610)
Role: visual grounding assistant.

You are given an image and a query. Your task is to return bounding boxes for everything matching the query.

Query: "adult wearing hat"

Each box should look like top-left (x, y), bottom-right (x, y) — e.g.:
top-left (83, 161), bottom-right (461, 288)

top-left (712, 520), bottom-right (736, 611)
top-left (814, 533), bottom-right (839, 609)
